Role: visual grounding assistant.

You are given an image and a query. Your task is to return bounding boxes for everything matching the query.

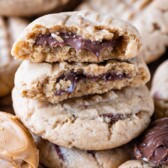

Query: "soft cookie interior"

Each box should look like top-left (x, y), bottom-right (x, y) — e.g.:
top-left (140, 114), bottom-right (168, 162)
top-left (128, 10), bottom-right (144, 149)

top-left (15, 56), bottom-right (150, 104)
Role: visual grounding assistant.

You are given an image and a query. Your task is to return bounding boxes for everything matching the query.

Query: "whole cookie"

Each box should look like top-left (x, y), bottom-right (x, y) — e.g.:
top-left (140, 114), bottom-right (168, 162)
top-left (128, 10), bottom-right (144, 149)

top-left (0, 17), bottom-right (28, 97)
top-left (35, 136), bottom-right (130, 168)
top-left (0, 0), bottom-right (70, 17)
top-left (151, 60), bottom-right (168, 118)
top-left (15, 56), bottom-right (150, 103)
top-left (119, 160), bottom-right (168, 168)
top-left (12, 11), bottom-right (141, 63)
top-left (78, 0), bottom-right (168, 63)
top-left (13, 86), bottom-right (154, 150)
top-left (0, 112), bottom-right (39, 168)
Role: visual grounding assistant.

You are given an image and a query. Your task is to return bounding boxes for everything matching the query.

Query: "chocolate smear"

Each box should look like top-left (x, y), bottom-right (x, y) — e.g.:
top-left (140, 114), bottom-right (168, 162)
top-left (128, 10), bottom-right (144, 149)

top-left (35, 33), bottom-right (119, 57)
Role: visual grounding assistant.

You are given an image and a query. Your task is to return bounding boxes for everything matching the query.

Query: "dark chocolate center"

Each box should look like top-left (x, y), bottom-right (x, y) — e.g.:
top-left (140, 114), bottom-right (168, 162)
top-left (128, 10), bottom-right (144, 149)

top-left (35, 33), bottom-right (119, 57)
top-left (55, 71), bottom-right (130, 95)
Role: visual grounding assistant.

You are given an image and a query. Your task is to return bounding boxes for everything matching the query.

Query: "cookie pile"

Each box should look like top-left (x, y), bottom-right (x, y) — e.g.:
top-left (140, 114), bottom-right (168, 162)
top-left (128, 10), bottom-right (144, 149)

top-left (12, 11), bottom-right (154, 168)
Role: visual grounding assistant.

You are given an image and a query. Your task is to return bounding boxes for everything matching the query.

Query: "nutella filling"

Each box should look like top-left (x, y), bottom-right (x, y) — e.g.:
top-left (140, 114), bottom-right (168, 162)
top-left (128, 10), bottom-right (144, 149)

top-left (100, 113), bottom-right (125, 124)
top-left (35, 33), bottom-right (120, 57)
top-left (55, 71), bottom-right (130, 95)
top-left (134, 118), bottom-right (168, 166)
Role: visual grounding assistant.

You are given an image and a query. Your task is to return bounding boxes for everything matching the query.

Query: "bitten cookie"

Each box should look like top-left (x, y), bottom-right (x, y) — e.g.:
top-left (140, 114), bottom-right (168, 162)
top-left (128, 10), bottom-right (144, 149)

top-left (0, 0), bottom-right (70, 17)
top-left (151, 60), bottom-right (168, 119)
top-left (120, 118), bottom-right (168, 168)
top-left (78, 0), bottom-right (168, 63)
top-left (13, 86), bottom-right (154, 150)
top-left (12, 11), bottom-right (141, 63)
top-left (0, 112), bottom-right (39, 168)
top-left (0, 17), bottom-right (28, 97)
top-left (15, 56), bottom-right (150, 103)
top-left (35, 136), bottom-right (130, 168)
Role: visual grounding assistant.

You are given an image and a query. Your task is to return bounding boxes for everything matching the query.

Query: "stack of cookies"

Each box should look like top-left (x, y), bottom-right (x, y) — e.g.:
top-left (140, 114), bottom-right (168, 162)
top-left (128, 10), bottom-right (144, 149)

top-left (12, 11), bottom-right (154, 168)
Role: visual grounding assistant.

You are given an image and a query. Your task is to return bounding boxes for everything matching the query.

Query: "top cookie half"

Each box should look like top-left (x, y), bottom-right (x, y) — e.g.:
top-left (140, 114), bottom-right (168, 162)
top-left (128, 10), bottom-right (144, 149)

top-left (11, 11), bottom-right (141, 63)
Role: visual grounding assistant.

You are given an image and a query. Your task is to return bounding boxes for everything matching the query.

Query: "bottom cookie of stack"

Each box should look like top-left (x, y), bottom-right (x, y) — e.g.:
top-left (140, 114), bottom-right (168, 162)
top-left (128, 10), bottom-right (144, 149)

top-left (35, 136), bottom-right (130, 168)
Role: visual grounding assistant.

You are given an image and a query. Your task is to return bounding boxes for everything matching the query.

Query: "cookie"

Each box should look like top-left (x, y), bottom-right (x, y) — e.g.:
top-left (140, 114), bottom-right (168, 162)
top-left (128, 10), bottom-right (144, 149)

top-left (15, 55), bottom-right (150, 103)
top-left (0, 112), bottom-right (39, 168)
top-left (0, 17), bottom-right (28, 97)
top-left (77, 0), bottom-right (168, 63)
top-left (119, 160), bottom-right (168, 168)
top-left (0, 0), bottom-right (70, 17)
top-left (12, 11), bottom-right (141, 63)
top-left (35, 136), bottom-right (130, 168)
top-left (12, 85), bottom-right (154, 150)
top-left (151, 60), bottom-right (168, 118)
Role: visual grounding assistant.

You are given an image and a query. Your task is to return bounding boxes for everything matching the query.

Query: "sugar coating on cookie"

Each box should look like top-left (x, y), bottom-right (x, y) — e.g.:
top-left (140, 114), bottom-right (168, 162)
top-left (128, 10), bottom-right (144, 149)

top-left (0, 0), bottom-right (69, 16)
top-left (15, 56), bottom-right (150, 104)
top-left (151, 60), bottom-right (168, 118)
top-left (35, 136), bottom-right (130, 168)
top-left (13, 86), bottom-right (154, 150)
top-left (0, 112), bottom-right (39, 168)
top-left (77, 0), bottom-right (168, 63)
top-left (12, 11), bottom-right (141, 63)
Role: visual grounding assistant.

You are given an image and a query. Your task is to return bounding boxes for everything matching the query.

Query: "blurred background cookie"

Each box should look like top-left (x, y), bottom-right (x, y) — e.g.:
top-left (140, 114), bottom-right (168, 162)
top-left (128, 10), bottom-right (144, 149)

top-left (0, 112), bottom-right (39, 167)
top-left (0, 17), bottom-right (28, 97)
top-left (77, 0), bottom-right (168, 64)
top-left (151, 60), bottom-right (168, 119)
top-left (0, 0), bottom-right (81, 17)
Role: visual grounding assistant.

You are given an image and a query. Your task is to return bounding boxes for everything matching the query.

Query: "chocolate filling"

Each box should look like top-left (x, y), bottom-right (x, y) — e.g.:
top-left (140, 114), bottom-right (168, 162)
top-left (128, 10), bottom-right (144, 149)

top-left (134, 118), bottom-right (168, 166)
top-left (100, 113), bottom-right (125, 124)
top-left (35, 33), bottom-right (121, 57)
top-left (55, 71), bottom-right (130, 95)
top-left (54, 145), bottom-right (64, 161)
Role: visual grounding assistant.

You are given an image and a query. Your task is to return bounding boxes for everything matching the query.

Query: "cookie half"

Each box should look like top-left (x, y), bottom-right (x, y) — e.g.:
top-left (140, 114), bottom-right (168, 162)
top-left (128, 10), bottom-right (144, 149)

top-left (12, 11), bottom-right (141, 63)
top-left (77, 0), bottom-right (168, 63)
top-left (35, 136), bottom-right (130, 168)
top-left (151, 60), bottom-right (168, 119)
top-left (15, 56), bottom-right (150, 103)
top-left (0, 112), bottom-right (39, 168)
top-left (0, 0), bottom-right (70, 17)
top-left (13, 86), bottom-right (154, 150)
top-left (0, 17), bottom-right (28, 97)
